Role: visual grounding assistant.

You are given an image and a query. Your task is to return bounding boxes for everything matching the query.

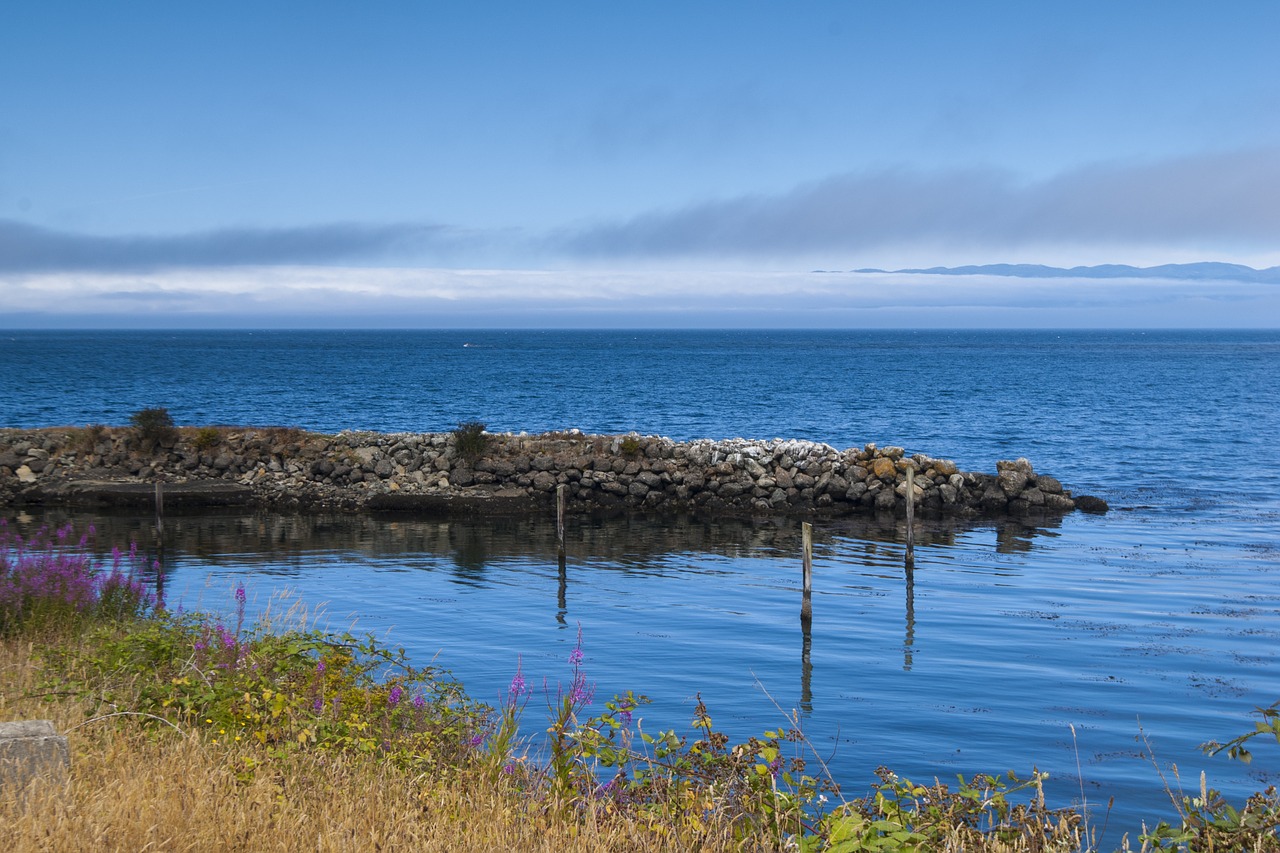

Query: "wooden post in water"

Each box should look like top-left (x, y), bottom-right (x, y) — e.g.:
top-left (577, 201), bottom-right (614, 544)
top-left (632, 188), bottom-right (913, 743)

top-left (154, 481), bottom-right (165, 547)
top-left (800, 522), bottom-right (813, 621)
top-left (904, 467), bottom-right (915, 569)
top-left (556, 484), bottom-right (567, 554)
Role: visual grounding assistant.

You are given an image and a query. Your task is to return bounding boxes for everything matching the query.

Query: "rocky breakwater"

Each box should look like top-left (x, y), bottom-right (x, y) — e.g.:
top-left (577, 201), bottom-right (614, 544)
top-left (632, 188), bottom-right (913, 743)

top-left (0, 426), bottom-right (1107, 518)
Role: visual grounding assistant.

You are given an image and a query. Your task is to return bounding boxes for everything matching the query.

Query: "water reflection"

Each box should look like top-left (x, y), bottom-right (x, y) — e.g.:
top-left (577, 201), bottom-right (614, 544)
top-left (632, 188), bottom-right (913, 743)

top-left (7, 507), bottom-right (1070, 575)
top-left (904, 564), bottom-right (916, 672)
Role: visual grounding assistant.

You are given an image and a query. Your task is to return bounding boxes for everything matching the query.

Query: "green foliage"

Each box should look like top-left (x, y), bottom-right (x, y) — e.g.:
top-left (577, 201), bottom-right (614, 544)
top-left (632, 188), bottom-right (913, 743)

top-left (452, 421), bottom-right (489, 462)
top-left (46, 607), bottom-right (486, 775)
top-left (619, 435), bottom-right (642, 457)
top-left (1136, 701), bottom-right (1280, 851)
top-left (1203, 699), bottom-right (1280, 765)
top-left (129, 407), bottom-right (177, 448)
top-left (1140, 772), bottom-right (1280, 851)
top-left (191, 426), bottom-right (222, 451)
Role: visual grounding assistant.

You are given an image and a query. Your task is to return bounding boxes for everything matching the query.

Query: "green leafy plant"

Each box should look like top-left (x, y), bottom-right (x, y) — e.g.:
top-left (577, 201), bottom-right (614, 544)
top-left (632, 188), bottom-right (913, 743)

top-left (452, 421), bottom-right (489, 462)
top-left (619, 435), bottom-right (642, 457)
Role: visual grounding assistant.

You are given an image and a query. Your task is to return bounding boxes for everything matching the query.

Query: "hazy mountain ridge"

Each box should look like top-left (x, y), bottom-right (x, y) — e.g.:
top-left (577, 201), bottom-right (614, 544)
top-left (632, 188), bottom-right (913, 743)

top-left (841, 262), bottom-right (1280, 283)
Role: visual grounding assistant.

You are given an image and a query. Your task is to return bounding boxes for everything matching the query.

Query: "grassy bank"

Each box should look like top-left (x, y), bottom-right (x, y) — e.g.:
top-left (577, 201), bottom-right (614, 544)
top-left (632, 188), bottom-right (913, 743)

top-left (1, 522), bottom-right (1276, 852)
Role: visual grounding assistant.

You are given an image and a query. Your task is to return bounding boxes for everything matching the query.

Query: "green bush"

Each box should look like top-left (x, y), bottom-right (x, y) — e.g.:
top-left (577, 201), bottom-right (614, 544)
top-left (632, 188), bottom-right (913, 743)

top-left (453, 421), bottom-right (489, 462)
top-left (130, 407), bottom-right (177, 449)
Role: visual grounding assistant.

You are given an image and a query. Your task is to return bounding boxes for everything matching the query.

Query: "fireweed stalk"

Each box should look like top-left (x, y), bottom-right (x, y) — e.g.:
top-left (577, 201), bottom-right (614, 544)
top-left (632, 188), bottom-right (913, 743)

top-left (547, 626), bottom-right (595, 797)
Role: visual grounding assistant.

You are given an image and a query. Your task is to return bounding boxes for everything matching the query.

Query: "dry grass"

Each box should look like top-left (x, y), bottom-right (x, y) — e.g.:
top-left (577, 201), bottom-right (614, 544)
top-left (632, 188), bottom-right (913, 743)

top-left (0, 638), bottom-right (748, 853)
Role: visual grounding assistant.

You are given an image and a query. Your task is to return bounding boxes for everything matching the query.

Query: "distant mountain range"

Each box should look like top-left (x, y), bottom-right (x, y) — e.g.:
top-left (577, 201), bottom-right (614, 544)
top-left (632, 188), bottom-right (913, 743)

top-left (833, 262), bottom-right (1280, 283)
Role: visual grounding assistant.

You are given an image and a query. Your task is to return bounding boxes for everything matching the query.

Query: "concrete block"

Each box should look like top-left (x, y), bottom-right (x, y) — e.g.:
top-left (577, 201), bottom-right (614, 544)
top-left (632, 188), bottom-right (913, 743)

top-left (0, 720), bottom-right (70, 791)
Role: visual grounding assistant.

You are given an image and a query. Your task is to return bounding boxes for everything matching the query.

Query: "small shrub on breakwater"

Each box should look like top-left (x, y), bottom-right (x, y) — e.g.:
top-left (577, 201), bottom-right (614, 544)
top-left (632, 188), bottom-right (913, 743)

top-left (452, 420), bottom-right (489, 462)
top-left (129, 406), bottom-right (178, 449)
top-left (190, 426), bottom-right (223, 451)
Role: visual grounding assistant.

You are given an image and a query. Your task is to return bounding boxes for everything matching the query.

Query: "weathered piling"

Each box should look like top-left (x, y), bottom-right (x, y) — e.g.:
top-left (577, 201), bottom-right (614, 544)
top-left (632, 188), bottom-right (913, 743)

top-left (904, 466), bottom-right (915, 568)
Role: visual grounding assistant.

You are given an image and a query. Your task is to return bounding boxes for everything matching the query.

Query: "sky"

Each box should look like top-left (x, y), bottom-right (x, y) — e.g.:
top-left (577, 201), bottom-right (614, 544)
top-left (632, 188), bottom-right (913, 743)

top-left (2, 1), bottom-right (1280, 328)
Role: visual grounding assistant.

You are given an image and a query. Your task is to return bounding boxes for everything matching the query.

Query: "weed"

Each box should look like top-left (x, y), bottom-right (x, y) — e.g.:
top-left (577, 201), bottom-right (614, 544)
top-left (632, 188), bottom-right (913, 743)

top-left (75, 423), bottom-right (108, 453)
top-left (191, 426), bottom-right (223, 451)
top-left (620, 435), bottom-right (642, 457)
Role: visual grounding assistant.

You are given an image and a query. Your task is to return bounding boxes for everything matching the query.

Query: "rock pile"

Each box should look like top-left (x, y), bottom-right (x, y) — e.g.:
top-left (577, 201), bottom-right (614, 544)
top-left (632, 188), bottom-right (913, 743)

top-left (0, 426), bottom-right (1104, 518)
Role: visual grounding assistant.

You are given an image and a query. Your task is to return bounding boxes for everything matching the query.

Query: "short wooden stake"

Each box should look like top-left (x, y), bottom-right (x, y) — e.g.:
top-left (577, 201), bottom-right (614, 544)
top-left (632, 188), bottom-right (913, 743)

top-left (800, 521), bottom-right (813, 620)
top-left (904, 467), bottom-right (915, 569)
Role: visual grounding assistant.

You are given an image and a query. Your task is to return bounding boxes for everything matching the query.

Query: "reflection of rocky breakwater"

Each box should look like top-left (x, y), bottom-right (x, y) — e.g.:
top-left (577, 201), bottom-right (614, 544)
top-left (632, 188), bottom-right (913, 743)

top-left (0, 427), bottom-right (1104, 518)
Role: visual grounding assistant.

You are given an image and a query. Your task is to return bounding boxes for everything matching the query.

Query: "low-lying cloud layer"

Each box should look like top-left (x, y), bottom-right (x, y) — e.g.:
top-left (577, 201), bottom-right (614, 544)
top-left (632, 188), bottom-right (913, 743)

top-left (0, 220), bottom-right (468, 272)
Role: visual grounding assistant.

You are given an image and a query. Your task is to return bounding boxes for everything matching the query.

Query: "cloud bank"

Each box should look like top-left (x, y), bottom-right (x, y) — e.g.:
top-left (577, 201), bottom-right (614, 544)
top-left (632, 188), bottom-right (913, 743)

top-left (554, 148), bottom-right (1280, 259)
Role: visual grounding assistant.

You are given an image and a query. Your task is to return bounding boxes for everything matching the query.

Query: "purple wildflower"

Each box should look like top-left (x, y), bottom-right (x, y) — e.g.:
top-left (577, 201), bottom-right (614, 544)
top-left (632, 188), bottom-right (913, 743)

top-left (316, 660), bottom-right (326, 674)
top-left (388, 685), bottom-right (403, 708)
top-left (508, 658), bottom-right (526, 698)
top-left (467, 733), bottom-right (485, 748)
top-left (312, 696), bottom-right (323, 712)
top-left (234, 584), bottom-right (246, 604)
top-left (411, 694), bottom-right (426, 711)
top-left (569, 646), bottom-right (584, 667)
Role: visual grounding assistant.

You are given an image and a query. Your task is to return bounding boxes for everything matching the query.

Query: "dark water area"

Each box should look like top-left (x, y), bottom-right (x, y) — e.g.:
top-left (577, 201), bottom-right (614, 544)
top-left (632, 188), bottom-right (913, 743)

top-left (3, 328), bottom-right (1279, 840)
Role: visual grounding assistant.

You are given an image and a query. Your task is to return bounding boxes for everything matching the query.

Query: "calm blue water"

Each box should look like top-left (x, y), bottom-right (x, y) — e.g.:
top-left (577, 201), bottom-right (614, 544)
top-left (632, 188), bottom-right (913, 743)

top-left (3, 329), bottom-right (1279, 842)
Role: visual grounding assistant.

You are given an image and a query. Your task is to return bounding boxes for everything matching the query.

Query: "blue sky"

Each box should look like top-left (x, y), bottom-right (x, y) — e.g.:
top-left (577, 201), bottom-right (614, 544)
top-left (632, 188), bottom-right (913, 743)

top-left (3, 1), bottom-right (1280, 327)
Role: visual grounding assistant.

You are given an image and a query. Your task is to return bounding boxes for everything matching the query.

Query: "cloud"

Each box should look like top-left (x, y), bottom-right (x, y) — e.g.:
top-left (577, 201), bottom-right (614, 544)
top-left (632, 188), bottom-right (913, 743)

top-left (0, 219), bottom-right (474, 272)
top-left (553, 147), bottom-right (1280, 259)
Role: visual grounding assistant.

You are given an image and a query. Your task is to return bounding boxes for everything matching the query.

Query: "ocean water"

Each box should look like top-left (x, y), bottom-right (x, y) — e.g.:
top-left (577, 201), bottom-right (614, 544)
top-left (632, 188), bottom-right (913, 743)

top-left (3, 328), bottom-right (1279, 840)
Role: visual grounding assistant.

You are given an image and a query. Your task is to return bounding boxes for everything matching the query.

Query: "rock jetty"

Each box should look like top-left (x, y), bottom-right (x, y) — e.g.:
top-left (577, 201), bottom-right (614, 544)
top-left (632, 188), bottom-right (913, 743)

top-left (0, 426), bottom-right (1105, 518)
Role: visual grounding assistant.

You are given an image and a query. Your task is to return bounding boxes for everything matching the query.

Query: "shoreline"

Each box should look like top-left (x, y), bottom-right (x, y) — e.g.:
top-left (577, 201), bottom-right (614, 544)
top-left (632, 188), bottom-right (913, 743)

top-left (0, 425), bottom-right (1107, 519)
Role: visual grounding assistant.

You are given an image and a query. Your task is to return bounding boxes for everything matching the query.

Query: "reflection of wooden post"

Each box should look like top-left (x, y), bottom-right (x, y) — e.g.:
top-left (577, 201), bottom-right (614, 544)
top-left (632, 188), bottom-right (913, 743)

top-left (904, 562), bottom-right (915, 672)
top-left (800, 522), bottom-right (813, 621)
top-left (557, 553), bottom-right (567, 626)
top-left (800, 611), bottom-right (813, 714)
top-left (904, 467), bottom-right (915, 569)
top-left (154, 481), bottom-right (165, 547)
top-left (555, 484), bottom-right (567, 624)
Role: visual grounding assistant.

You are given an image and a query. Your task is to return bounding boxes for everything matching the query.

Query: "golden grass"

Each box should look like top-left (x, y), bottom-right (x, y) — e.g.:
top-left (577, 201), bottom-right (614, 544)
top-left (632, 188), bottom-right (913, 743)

top-left (0, 637), bottom-right (751, 853)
